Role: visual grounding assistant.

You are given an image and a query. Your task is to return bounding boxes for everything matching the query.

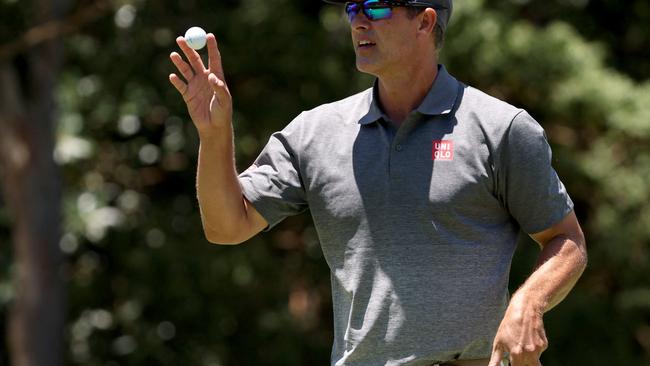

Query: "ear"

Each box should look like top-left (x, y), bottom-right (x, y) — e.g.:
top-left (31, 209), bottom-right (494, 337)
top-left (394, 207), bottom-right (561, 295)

top-left (417, 8), bottom-right (437, 36)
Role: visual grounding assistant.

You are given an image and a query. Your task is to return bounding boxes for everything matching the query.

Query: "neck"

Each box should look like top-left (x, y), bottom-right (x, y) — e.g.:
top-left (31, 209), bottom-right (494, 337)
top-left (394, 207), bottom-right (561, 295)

top-left (377, 61), bottom-right (439, 125)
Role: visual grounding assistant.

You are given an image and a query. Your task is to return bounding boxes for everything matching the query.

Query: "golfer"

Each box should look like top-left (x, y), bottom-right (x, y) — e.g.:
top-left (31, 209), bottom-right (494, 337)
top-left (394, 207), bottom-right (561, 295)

top-left (168, 1), bottom-right (588, 365)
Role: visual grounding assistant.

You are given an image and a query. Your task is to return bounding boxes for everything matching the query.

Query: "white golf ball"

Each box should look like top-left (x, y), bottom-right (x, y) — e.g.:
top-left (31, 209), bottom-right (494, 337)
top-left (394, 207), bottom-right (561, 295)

top-left (184, 26), bottom-right (207, 50)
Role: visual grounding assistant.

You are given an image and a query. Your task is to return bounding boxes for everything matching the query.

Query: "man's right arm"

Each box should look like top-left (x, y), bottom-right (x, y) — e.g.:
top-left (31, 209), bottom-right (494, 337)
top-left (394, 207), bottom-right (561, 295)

top-left (196, 128), bottom-right (268, 245)
top-left (169, 33), bottom-right (268, 245)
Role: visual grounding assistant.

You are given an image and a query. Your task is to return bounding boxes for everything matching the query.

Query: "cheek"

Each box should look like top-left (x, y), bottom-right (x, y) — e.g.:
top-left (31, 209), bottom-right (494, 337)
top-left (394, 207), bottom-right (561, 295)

top-left (383, 34), bottom-right (413, 58)
top-left (378, 24), bottom-right (416, 54)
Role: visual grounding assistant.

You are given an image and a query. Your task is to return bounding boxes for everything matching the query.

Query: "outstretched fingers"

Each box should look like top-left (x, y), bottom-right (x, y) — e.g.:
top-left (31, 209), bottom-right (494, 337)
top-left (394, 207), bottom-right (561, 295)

top-left (208, 73), bottom-right (230, 105)
top-left (170, 52), bottom-right (194, 82)
top-left (176, 36), bottom-right (206, 75)
top-left (169, 73), bottom-right (188, 96)
top-left (207, 34), bottom-right (226, 82)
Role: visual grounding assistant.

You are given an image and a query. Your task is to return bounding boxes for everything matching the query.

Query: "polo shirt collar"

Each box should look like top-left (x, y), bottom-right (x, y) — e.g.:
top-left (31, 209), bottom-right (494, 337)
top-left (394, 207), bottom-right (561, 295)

top-left (358, 64), bottom-right (459, 125)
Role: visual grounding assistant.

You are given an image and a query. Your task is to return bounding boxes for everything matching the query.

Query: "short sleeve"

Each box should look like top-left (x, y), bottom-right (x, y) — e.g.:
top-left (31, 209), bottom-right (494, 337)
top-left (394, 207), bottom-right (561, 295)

top-left (238, 118), bottom-right (308, 231)
top-left (496, 111), bottom-right (574, 234)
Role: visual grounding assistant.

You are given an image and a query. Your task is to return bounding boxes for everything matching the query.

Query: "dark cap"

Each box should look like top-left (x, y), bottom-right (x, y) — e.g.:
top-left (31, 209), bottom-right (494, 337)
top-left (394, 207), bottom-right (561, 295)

top-left (323, 0), bottom-right (453, 32)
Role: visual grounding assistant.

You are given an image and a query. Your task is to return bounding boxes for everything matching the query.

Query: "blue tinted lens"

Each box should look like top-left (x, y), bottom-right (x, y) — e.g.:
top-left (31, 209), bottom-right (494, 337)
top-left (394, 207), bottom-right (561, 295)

top-left (345, 0), bottom-right (393, 22)
top-left (345, 3), bottom-right (361, 22)
top-left (366, 7), bottom-right (392, 20)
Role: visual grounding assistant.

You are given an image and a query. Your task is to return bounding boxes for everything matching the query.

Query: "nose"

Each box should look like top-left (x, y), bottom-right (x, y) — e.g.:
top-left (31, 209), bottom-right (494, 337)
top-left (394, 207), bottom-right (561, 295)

top-left (350, 9), bottom-right (370, 30)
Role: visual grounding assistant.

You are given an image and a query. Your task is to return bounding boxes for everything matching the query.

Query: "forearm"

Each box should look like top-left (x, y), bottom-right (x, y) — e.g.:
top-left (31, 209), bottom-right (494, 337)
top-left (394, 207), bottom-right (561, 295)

top-left (196, 125), bottom-right (247, 244)
top-left (488, 213), bottom-right (587, 365)
top-left (511, 234), bottom-right (588, 313)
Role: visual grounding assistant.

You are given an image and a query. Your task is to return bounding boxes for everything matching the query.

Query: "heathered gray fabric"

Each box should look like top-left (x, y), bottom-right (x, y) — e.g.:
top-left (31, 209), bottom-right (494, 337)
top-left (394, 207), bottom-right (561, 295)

top-left (238, 65), bottom-right (574, 366)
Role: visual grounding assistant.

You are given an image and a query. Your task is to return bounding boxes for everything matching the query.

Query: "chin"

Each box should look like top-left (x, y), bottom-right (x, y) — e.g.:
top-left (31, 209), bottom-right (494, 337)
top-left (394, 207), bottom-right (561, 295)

top-left (355, 60), bottom-right (381, 77)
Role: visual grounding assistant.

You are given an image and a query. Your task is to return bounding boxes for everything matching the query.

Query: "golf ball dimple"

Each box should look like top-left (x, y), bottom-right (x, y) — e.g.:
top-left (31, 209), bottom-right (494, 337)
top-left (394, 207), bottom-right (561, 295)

top-left (184, 26), bottom-right (207, 50)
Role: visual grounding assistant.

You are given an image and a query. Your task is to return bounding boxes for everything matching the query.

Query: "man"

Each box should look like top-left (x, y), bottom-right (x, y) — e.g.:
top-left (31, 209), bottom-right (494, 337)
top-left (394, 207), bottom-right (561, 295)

top-left (168, 0), bottom-right (588, 365)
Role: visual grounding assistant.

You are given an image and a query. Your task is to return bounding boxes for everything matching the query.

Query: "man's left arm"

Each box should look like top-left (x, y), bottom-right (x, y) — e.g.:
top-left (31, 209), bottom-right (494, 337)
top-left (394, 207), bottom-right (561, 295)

top-left (488, 211), bottom-right (588, 366)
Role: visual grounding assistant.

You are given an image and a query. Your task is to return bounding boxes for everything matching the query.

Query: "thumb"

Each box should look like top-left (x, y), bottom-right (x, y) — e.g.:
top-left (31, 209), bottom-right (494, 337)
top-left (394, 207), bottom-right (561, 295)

top-left (208, 73), bottom-right (230, 101)
top-left (488, 347), bottom-right (505, 366)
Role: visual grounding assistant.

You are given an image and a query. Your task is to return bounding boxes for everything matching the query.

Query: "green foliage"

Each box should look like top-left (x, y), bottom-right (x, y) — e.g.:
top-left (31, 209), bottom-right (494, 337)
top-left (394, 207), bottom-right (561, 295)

top-left (444, 0), bottom-right (650, 363)
top-left (483, 0), bottom-right (650, 81)
top-left (1, 0), bottom-right (649, 364)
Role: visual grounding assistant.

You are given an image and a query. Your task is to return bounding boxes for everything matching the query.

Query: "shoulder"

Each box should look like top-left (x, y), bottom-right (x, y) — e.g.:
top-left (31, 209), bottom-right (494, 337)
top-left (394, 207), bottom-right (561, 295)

top-left (271, 88), bottom-right (372, 150)
top-left (282, 87), bottom-right (373, 135)
top-left (458, 85), bottom-right (523, 125)
top-left (302, 87), bottom-right (373, 123)
top-left (456, 85), bottom-right (542, 146)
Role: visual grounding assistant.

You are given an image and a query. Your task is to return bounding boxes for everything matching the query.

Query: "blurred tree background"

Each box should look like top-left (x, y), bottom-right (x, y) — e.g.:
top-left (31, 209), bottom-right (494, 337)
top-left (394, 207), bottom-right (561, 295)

top-left (0, 0), bottom-right (648, 365)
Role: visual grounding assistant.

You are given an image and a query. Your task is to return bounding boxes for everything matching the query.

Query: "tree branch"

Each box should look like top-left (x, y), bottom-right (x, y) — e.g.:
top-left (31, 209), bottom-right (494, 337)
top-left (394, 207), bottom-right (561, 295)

top-left (0, 0), bottom-right (111, 62)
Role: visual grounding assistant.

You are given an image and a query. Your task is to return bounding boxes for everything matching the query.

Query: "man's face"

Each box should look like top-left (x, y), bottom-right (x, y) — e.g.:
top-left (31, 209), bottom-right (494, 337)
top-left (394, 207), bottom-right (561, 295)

top-left (349, 2), bottom-right (422, 77)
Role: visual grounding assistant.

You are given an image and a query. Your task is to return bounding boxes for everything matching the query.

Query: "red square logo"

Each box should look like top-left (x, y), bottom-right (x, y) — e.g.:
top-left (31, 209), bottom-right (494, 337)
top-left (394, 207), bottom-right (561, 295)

top-left (432, 140), bottom-right (454, 161)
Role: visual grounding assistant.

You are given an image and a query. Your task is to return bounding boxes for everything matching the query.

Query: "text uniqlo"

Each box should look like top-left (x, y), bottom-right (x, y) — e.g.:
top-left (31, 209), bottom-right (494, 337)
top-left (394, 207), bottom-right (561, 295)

top-left (432, 140), bottom-right (454, 161)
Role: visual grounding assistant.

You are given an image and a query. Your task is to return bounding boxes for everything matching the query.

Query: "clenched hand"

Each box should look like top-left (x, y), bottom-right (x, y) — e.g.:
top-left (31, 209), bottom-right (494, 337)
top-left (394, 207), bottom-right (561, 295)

top-left (488, 298), bottom-right (548, 366)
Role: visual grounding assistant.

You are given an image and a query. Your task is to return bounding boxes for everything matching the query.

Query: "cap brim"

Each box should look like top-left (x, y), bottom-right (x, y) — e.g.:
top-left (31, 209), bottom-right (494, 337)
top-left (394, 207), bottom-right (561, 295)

top-left (323, 0), bottom-right (445, 7)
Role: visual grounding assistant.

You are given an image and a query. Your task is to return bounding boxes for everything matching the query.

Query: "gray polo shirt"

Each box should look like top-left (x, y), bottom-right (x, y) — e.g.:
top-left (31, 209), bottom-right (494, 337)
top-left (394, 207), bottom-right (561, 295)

top-left (238, 65), bottom-right (573, 366)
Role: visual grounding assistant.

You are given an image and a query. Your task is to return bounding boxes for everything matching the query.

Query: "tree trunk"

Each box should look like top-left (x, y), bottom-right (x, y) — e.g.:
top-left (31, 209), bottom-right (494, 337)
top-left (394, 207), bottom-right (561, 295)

top-left (0, 1), bottom-right (69, 365)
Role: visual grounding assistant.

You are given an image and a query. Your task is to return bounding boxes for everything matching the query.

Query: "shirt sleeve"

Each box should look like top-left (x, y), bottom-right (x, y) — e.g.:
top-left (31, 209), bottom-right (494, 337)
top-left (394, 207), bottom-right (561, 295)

top-left (496, 110), bottom-right (574, 234)
top-left (238, 117), bottom-right (308, 231)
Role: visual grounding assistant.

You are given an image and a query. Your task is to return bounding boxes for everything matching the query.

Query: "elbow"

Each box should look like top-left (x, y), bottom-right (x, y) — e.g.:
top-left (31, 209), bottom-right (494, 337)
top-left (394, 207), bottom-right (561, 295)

top-left (203, 227), bottom-right (246, 245)
top-left (206, 237), bottom-right (244, 246)
top-left (577, 232), bottom-right (588, 260)
top-left (573, 232), bottom-right (588, 272)
top-left (579, 245), bottom-right (588, 271)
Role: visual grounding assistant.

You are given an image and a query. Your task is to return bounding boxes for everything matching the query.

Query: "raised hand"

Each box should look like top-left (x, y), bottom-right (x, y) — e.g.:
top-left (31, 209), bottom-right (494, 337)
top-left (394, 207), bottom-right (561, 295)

top-left (169, 33), bottom-right (232, 138)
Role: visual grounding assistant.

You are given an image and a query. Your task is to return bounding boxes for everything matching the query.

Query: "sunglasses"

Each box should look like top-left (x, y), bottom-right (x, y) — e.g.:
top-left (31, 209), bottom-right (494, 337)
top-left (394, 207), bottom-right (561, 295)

top-left (344, 0), bottom-right (428, 22)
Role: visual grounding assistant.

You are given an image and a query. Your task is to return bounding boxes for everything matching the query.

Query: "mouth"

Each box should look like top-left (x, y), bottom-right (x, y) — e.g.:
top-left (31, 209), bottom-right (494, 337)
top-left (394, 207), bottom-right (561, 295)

top-left (357, 40), bottom-right (376, 48)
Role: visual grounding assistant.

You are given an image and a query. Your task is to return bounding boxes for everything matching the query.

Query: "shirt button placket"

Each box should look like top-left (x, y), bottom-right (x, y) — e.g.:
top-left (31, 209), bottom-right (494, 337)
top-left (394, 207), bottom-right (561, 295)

top-left (389, 140), bottom-right (403, 178)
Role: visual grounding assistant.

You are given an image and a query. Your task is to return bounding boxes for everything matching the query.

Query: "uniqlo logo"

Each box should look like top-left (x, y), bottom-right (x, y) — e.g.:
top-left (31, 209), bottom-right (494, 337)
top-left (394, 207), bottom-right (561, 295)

top-left (432, 140), bottom-right (454, 161)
